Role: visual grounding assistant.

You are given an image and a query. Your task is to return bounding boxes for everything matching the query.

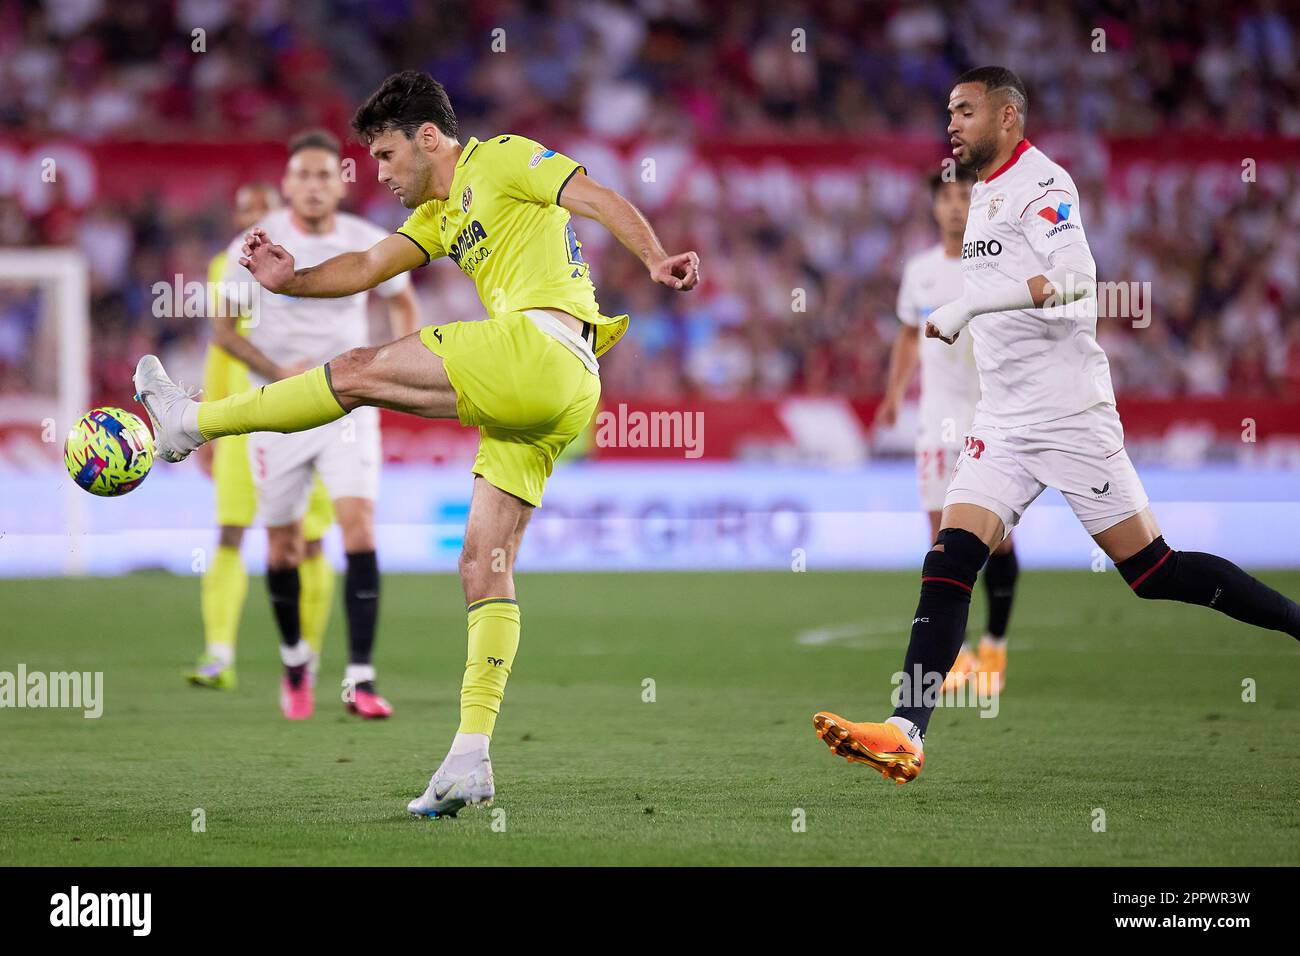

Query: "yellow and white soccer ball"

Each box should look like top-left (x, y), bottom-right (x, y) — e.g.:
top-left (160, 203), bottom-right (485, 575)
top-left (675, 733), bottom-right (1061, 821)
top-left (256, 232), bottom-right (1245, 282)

top-left (64, 407), bottom-right (154, 496)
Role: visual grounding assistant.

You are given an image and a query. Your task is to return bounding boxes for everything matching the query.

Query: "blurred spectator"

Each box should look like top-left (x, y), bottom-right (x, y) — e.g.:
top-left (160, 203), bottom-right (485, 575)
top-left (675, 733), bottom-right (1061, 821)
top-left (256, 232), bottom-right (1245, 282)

top-left (0, 0), bottom-right (1297, 401)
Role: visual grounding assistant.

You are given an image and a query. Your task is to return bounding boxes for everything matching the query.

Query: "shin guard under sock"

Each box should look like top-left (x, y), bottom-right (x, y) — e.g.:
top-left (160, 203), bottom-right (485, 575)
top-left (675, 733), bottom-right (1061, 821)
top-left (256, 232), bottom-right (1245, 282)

top-left (1117, 537), bottom-right (1300, 639)
top-left (892, 528), bottom-right (991, 735)
top-left (344, 550), bottom-right (380, 665)
top-left (982, 546), bottom-right (1019, 639)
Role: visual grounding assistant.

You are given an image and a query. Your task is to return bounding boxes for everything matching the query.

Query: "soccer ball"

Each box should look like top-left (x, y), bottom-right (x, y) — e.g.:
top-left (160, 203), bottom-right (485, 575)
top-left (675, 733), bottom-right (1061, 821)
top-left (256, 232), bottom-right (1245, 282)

top-left (64, 407), bottom-right (154, 496)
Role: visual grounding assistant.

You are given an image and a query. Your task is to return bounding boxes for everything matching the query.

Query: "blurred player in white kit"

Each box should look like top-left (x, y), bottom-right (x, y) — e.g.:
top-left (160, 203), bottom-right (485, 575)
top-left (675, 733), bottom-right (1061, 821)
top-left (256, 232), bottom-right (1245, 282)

top-left (214, 129), bottom-right (420, 720)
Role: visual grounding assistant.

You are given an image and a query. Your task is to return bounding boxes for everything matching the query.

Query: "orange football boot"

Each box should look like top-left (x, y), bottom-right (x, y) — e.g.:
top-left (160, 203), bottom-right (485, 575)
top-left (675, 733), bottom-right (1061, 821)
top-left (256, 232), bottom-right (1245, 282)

top-left (812, 712), bottom-right (924, 784)
top-left (975, 637), bottom-right (1007, 694)
top-left (940, 645), bottom-right (978, 693)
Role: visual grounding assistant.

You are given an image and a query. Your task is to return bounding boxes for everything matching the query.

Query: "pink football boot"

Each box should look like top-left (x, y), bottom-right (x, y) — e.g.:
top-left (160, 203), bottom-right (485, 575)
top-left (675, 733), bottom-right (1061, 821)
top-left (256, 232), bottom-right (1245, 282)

top-left (347, 685), bottom-right (393, 719)
top-left (280, 673), bottom-right (314, 720)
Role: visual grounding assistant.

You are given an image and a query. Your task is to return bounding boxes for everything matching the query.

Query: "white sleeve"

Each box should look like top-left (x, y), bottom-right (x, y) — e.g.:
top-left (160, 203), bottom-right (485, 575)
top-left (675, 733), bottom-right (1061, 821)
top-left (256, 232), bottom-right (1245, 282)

top-left (218, 235), bottom-right (256, 314)
top-left (1044, 242), bottom-right (1097, 296)
top-left (895, 261), bottom-right (920, 327)
top-left (1017, 181), bottom-right (1089, 263)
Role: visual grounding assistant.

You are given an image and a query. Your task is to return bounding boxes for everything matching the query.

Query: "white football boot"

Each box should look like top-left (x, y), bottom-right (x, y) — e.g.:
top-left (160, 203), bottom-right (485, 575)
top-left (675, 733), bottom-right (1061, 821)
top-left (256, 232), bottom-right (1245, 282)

top-left (406, 757), bottom-right (495, 818)
top-left (133, 355), bottom-right (202, 463)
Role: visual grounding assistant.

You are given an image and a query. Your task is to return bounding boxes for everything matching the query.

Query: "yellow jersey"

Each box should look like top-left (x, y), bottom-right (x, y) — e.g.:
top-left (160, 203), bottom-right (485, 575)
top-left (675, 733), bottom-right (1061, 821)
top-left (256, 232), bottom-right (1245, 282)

top-left (201, 251), bottom-right (251, 401)
top-left (397, 134), bottom-right (628, 356)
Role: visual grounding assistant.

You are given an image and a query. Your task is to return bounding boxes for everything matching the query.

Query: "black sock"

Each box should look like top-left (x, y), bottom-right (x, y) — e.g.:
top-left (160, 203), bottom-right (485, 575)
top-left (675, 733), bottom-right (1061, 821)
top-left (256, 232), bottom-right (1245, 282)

top-left (982, 547), bottom-right (1019, 639)
top-left (892, 529), bottom-right (990, 735)
top-left (267, 566), bottom-right (305, 688)
top-left (1117, 537), bottom-right (1300, 639)
top-left (344, 550), bottom-right (380, 665)
top-left (266, 566), bottom-right (301, 647)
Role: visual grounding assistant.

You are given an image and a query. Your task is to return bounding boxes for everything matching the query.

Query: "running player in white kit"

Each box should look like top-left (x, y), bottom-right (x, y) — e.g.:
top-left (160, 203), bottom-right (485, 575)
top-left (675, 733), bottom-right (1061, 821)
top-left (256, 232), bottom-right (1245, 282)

top-left (214, 130), bottom-right (421, 720)
top-left (878, 167), bottom-right (1019, 695)
top-left (815, 66), bottom-right (1300, 783)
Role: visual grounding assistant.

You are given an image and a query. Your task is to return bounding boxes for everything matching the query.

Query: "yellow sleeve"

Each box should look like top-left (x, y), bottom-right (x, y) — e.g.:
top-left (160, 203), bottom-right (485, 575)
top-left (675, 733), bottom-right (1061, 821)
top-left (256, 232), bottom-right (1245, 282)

top-left (203, 344), bottom-right (233, 402)
top-left (487, 135), bottom-right (584, 206)
top-left (396, 201), bottom-right (448, 265)
top-left (203, 251), bottom-right (234, 401)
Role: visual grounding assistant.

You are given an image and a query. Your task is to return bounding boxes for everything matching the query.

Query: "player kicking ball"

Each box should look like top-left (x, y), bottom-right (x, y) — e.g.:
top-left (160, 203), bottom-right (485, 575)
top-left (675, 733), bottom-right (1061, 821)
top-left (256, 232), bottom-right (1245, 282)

top-left (135, 71), bottom-right (699, 815)
top-left (190, 182), bottom-right (338, 694)
top-left (208, 130), bottom-right (422, 720)
top-left (814, 66), bottom-right (1300, 784)
top-left (877, 167), bottom-right (1019, 695)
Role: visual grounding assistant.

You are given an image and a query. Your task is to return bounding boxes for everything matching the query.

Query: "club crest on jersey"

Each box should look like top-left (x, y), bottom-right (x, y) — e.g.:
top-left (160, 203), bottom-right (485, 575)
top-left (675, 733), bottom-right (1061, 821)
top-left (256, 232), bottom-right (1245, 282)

top-left (461, 185), bottom-right (473, 213)
top-left (529, 146), bottom-right (557, 168)
top-left (987, 195), bottom-right (1005, 220)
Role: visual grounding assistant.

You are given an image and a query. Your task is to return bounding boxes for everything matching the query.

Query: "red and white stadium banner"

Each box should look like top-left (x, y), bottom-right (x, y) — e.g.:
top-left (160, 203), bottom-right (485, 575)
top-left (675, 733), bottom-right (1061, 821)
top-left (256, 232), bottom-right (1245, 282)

top-left (3, 134), bottom-right (1298, 216)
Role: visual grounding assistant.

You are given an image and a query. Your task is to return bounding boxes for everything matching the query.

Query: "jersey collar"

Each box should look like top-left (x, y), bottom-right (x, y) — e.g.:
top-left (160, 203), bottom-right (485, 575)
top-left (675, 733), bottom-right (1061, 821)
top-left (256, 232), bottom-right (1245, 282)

top-left (456, 137), bottom-right (480, 170)
top-left (445, 137), bottom-right (480, 208)
top-left (983, 138), bottom-right (1033, 184)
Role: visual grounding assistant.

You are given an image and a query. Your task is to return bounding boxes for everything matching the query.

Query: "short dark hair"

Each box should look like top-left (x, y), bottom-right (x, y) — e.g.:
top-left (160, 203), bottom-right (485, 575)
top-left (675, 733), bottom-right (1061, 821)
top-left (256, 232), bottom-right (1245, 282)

top-left (351, 70), bottom-right (459, 144)
top-left (288, 129), bottom-right (341, 157)
top-left (929, 166), bottom-right (977, 195)
top-left (954, 65), bottom-right (1028, 122)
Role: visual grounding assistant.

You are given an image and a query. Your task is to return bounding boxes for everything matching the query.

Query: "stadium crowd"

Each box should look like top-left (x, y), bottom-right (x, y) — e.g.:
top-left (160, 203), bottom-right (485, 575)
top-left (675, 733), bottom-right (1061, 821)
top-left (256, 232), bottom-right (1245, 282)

top-left (1, 0), bottom-right (1298, 400)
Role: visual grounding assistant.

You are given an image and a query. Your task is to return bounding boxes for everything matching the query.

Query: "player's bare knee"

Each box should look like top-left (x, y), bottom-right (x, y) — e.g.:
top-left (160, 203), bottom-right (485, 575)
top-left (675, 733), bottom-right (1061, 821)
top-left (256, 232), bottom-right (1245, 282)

top-left (267, 548), bottom-right (302, 571)
top-left (336, 509), bottom-right (374, 553)
top-left (326, 347), bottom-right (380, 407)
top-left (267, 529), bottom-right (304, 570)
top-left (342, 526), bottom-right (375, 553)
top-left (218, 525), bottom-right (244, 549)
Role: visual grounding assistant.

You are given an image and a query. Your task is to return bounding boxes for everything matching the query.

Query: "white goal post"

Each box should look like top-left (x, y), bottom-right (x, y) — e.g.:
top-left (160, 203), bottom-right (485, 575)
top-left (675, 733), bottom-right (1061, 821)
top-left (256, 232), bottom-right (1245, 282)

top-left (0, 248), bottom-right (90, 574)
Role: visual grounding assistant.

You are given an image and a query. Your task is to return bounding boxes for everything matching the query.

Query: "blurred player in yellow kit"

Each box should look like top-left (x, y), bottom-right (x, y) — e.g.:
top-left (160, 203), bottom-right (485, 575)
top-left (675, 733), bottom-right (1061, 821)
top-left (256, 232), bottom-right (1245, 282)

top-left (137, 71), bottom-right (699, 815)
top-left (188, 183), bottom-right (336, 691)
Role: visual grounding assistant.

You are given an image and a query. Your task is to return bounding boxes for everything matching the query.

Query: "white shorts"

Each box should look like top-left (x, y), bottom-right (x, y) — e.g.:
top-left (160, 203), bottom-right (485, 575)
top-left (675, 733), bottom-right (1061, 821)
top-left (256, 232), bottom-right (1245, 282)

top-left (248, 406), bottom-right (381, 527)
top-left (916, 406), bottom-right (975, 513)
top-left (944, 403), bottom-right (1148, 539)
top-left (917, 441), bottom-right (963, 512)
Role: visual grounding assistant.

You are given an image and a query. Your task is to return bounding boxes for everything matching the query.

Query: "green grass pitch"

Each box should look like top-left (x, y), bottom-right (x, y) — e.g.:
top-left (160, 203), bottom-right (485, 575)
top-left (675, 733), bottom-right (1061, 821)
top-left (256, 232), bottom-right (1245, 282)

top-left (1, 569), bottom-right (1297, 866)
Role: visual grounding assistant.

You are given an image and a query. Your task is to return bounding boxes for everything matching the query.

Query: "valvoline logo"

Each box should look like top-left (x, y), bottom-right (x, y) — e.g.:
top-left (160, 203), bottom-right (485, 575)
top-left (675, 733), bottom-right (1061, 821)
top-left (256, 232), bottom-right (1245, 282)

top-left (1037, 202), bottom-right (1071, 225)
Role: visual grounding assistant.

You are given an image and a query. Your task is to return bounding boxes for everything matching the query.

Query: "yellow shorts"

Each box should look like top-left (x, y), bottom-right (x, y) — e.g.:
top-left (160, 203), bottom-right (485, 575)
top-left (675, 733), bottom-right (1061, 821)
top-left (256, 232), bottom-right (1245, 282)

top-left (212, 432), bottom-right (334, 539)
top-left (419, 311), bottom-right (601, 507)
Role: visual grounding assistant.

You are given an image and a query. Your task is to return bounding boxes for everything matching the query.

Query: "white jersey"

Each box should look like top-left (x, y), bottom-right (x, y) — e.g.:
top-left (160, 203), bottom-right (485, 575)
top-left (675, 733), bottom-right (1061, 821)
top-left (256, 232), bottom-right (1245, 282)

top-left (962, 140), bottom-right (1115, 427)
top-left (221, 207), bottom-right (411, 386)
top-left (896, 244), bottom-right (981, 440)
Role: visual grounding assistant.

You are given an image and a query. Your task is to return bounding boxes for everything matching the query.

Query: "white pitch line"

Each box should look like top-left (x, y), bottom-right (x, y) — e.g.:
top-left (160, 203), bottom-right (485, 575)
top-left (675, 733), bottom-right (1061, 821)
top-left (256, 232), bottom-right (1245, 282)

top-left (795, 620), bottom-right (1298, 657)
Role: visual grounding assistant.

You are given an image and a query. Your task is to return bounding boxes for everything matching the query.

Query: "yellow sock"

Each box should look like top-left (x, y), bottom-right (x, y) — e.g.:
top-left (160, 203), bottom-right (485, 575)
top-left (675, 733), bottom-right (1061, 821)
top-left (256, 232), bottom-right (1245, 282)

top-left (197, 366), bottom-right (344, 441)
top-left (458, 598), bottom-right (521, 737)
top-left (200, 545), bottom-right (247, 655)
top-left (299, 550), bottom-right (335, 656)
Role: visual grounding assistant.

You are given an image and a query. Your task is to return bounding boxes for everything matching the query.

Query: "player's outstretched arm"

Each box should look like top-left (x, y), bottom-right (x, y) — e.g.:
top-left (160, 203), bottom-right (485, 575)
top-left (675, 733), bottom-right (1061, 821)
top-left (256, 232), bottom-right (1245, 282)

top-left (558, 172), bottom-right (699, 292)
top-left (925, 244), bottom-right (1097, 344)
top-left (876, 326), bottom-right (921, 427)
top-left (239, 231), bottom-right (427, 299)
top-left (209, 307), bottom-right (302, 383)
